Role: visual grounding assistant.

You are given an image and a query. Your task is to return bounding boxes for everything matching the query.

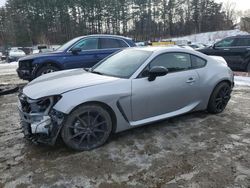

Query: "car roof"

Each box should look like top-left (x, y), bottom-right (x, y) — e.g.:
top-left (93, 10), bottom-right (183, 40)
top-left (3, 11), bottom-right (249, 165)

top-left (127, 46), bottom-right (194, 53)
top-left (79, 34), bottom-right (133, 41)
top-left (227, 35), bottom-right (250, 39)
top-left (125, 46), bottom-right (209, 59)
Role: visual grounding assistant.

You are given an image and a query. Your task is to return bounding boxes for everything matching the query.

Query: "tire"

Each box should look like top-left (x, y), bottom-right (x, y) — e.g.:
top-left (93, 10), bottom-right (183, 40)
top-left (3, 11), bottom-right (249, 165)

top-left (35, 64), bottom-right (59, 78)
top-left (207, 82), bottom-right (231, 114)
top-left (61, 104), bottom-right (113, 151)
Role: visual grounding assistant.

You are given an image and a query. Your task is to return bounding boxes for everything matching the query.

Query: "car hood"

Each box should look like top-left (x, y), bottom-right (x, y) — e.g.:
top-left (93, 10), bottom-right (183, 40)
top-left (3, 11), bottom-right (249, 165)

top-left (19, 51), bottom-right (63, 61)
top-left (197, 47), bottom-right (211, 52)
top-left (23, 69), bottom-right (120, 99)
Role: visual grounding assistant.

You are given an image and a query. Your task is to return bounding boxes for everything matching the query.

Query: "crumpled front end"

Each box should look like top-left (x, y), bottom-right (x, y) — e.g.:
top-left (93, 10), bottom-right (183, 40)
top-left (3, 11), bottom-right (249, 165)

top-left (18, 92), bottom-right (64, 145)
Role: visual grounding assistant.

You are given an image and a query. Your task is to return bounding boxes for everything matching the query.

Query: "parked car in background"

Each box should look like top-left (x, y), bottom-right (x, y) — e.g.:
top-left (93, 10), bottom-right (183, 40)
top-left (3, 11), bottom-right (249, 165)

top-left (198, 35), bottom-right (250, 72)
top-left (135, 41), bottom-right (146, 46)
top-left (18, 47), bottom-right (234, 151)
top-left (17, 35), bottom-right (135, 81)
top-left (8, 48), bottom-right (26, 62)
top-left (178, 45), bottom-right (194, 50)
top-left (188, 43), bottom-right (206, 50)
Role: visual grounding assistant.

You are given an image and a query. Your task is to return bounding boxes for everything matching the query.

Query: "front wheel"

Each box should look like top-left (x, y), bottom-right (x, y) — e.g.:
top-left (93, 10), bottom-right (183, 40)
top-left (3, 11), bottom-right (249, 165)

top-left (61, 104), bottom-right (113, 151)
top-left (207, 82), bottom-right (232, 114)
top-left (36, 65), bottom-right (59, 78)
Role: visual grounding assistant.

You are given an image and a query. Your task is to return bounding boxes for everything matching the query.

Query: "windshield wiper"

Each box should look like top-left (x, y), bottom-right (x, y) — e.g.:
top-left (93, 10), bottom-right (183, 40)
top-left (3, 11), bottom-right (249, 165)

top-left (91, 70), bottom-right (103, 75)
top-left (83, 68), bottom-right (90, 72)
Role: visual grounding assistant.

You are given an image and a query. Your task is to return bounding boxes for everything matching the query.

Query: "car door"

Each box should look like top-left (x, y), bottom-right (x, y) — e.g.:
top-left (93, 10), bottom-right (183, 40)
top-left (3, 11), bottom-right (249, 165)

top-left (131, 52), bottom-right (200, 122)
top-left (63, 37), bottom-right (100, 69)
top-left (97, 37), bottom-right (129, 60)
top-left (230, 38), bottom-right (250, 70)
top-left (212, 37), bottom-right (238, 69)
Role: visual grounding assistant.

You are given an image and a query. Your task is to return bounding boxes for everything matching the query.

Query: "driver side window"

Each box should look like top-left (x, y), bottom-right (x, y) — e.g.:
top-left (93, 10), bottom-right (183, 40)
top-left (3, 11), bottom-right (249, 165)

top-left (149, 53), bottom-right (192, 72)
top-left (72, 38), bottom-right (98, 51)
top-left (215, 38), bottom-right (235, 48)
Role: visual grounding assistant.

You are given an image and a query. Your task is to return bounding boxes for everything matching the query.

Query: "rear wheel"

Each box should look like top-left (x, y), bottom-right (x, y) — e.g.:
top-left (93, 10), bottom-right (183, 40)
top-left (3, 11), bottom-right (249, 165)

top-left (36, 64), bottom-right (59, 78)
top-left (207, 82), bottom-right (231, 114)
top-left (61, 104), bottom-right (113, 151)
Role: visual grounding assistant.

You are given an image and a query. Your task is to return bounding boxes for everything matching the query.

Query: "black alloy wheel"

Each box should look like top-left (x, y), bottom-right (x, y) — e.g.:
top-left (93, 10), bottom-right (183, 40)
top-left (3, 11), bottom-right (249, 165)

top-left (61, 104), bottom-right (112, 151)
top-left (207, 82), bottom-right (231, 114)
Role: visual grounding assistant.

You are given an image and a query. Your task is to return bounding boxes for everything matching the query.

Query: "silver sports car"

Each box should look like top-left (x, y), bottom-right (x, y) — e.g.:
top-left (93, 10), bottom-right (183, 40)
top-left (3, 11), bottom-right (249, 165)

top-left (18, 47), bottom-right (234, 151)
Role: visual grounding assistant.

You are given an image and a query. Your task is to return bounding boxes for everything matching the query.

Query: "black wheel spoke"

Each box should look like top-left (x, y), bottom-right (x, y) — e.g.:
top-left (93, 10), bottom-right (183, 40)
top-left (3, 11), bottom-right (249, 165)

top-left (68, 125), bottom-right (86, 130)
top-left (216, 101), bottom-right (222, 108)
top-left (215, 97), bottom-right (222, 102)
top-left (93, 121), bottom-right (106, 128)
top-left (87, 134), bottom-right (91, 144)
top-left (91, 131), bottom-right (98, 139)
top-left (77, 116), bottom-right (88, 127)
top-left (79, 133), bottom-right (87, 146)
top-left (93, 114), bottom-right (100, 125)
top-left (70, 131), bottom-right (86, 140)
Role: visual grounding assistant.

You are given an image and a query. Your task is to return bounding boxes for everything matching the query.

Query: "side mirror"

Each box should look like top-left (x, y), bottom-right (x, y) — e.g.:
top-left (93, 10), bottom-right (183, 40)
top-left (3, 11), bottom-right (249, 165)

top-left (212, 44), bottom-right (217, 49)
top-left (71, 48), bottom-right (81, 55)
top-left (148, 66), bottom-right (168, 81)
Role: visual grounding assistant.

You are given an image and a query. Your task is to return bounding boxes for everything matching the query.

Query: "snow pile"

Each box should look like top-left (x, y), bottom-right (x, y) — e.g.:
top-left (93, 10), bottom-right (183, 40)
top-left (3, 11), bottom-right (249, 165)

top-left (170, 29), bottom-right (250, 45)
top-left (234, 76), bottom-right (250, 87)
top-left (0, 62), bottom-right (18, 67)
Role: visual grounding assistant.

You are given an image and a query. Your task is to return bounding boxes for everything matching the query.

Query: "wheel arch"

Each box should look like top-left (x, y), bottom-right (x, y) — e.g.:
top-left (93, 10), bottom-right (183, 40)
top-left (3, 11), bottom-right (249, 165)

top-left (33, 60), bottom-right (63, 76)
top-left (37, 60), bottom-right (63, 70)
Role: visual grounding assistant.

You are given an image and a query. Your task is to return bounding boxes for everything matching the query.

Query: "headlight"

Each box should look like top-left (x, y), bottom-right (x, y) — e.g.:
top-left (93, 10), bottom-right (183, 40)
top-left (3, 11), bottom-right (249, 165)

top-left (24, 95), bottom-right (62, 114)
top-left (18, 59), bottom-right (33, 69)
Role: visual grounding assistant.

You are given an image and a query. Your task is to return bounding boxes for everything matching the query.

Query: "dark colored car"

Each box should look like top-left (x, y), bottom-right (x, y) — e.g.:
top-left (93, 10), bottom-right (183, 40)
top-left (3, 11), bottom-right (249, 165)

top-left (17, 35), bottom-right (135, 80)
top-left (198, 35), bottom-right (250, 72)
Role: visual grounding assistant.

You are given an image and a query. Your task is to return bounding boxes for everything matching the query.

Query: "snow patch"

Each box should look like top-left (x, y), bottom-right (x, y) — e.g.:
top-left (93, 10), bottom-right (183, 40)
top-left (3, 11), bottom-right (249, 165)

top-left (234, 76), bottom-right (250, 87)
top-left (170, 29), bottom-right (249, 45)
top-left (0, 61), bottom-right (18, 67)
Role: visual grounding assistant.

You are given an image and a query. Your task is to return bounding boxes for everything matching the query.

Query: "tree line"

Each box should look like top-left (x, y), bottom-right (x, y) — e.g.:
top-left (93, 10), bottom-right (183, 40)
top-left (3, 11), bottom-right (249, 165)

top-left (0, 0), bottom-right (234, 47)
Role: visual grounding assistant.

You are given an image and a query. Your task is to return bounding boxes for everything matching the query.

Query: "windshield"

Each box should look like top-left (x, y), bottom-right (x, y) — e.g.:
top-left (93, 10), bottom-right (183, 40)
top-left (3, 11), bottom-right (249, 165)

top-left (56, 37), bottom-right (82, 52)
top-left (92, 49), bottom-right (152, 78)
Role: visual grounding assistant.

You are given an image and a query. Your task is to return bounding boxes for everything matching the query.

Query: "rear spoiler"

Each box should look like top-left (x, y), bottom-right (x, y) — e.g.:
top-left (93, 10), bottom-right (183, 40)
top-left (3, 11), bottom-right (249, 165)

top-left (209, 56), bottom-right (228, 66)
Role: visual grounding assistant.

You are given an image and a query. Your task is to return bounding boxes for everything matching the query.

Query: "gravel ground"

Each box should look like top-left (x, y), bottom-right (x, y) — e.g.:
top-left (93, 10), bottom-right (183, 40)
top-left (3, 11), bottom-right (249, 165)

top-left (0, 79), bottom-right (250, 187)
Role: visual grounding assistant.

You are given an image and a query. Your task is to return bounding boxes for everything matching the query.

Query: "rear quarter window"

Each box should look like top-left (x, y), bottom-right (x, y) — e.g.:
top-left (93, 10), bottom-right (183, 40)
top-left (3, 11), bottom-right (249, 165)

top-left (235, 38), bottom-right (250, 46)
top-left (191, 55), bottom-right (206, 69)
top-left (100, 38), bottom-right (128, 49)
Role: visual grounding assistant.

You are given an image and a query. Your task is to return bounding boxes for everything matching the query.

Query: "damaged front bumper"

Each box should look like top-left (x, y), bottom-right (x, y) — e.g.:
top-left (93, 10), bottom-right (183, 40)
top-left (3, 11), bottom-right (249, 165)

top-left (18, 93), bottom-right (64, 145)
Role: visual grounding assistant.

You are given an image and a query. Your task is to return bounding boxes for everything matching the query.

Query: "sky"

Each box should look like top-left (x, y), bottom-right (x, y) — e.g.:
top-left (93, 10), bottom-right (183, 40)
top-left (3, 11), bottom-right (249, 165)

top-left (0, 0), bottom-right (249, 11)
top-left (215, 0), bottom-right (250, 11)
top-left (0, 0), bottom-right (5, 7)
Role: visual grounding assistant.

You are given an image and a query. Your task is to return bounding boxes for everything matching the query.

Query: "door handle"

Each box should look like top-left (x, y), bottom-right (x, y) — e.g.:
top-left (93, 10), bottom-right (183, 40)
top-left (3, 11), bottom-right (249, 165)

top-left (223, 48), bottom-right (230, 51)
top-left (186, 78), bottom-right (195, 83)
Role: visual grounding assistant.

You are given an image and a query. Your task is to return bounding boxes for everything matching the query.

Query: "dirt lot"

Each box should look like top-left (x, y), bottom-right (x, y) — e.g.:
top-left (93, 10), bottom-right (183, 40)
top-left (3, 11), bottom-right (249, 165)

top-left (0, 73), bottom-right (250, 188)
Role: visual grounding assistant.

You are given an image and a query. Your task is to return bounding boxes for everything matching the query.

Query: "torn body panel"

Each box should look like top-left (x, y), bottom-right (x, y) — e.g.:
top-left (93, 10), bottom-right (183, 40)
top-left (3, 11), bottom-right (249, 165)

top-left (18, 93), bottom-right (64, 145)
